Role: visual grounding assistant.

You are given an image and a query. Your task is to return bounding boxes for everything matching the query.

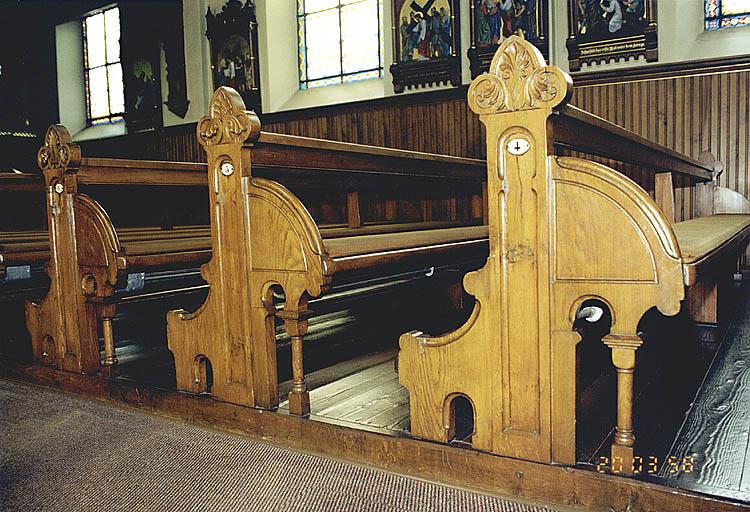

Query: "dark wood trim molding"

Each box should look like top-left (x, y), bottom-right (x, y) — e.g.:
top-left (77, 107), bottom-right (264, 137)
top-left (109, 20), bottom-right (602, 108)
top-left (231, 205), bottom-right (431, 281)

top-left (572, 54), bottom-right (750, 86)
top-left (260, 85), bottom-right (471, 123)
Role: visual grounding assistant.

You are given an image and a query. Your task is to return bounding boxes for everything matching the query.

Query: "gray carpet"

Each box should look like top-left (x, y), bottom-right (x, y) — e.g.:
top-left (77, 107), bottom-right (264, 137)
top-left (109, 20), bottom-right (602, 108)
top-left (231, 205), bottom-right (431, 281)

top-left (0, 378), bottom-right (562, 512)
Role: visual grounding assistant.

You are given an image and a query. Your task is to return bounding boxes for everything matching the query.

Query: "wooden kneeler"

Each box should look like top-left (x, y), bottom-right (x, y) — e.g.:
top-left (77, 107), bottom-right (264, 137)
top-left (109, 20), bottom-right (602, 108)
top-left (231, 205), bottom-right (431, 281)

top-left (398, 37), bottom-right (685, 468)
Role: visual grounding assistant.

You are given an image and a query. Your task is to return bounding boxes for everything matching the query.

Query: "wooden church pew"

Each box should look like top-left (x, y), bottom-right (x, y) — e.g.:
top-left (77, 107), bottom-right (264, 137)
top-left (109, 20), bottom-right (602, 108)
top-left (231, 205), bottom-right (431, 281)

top-left (0, 172), bottom-right (48, 361)
top-left (26, 126), bottom-right (212, 376)
top-left (398, 36), bottom-right (750, 476)
top-left (0, 172), bottom-right (46, 281)
top-left (167, 87), bottom-right (489, 416)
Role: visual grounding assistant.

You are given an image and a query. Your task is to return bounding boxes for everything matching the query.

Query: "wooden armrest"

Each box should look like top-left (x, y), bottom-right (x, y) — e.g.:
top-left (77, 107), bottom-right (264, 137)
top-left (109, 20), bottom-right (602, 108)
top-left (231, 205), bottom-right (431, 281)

top-left (673, 214), bottom-right (750, 285)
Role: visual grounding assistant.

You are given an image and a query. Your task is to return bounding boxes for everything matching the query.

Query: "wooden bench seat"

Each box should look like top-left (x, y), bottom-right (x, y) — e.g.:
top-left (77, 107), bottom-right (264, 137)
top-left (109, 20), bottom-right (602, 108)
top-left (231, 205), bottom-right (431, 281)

top-left (0, 172), bottom-right (47, 361)
top-left (672, 214), bottom-right (750, 286)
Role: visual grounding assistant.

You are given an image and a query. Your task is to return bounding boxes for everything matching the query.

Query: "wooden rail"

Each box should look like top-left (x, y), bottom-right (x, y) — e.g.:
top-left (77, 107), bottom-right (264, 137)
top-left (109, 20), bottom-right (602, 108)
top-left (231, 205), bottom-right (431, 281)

top-left (551, 105), bottom-right (717, 181)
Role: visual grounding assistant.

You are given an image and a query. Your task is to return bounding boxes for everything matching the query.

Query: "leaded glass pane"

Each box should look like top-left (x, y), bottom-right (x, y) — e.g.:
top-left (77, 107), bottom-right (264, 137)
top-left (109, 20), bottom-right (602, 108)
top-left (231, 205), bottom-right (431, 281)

top-left (304, 0), bottom-right (339, 14)
top-left (705, 0), bottom-right (750, 29)
top-left (85, 12), bottom-right (106, 68)
top-left (304, 9), bottom-right (342, 81)
top-left (104, 8), bottom-right (120, 63)
top-left (307, 76), bottom-right (344, 88)
top-left (342, 69), bottom-right (381, 82)
top-left (722, 0), bottom-right (750, 15)
top-left (88, 67), bottom-right (109, 119)
top-left (341, 0), bottom-right (380, 74)
top-left (298, 0), bottom-right (382, 89)
top-left (107, 63), bottom-right (125, 114)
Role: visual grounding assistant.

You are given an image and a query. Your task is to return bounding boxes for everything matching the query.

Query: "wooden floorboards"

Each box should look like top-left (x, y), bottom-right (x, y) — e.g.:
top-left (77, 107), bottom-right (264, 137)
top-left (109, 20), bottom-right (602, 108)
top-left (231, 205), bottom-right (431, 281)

top-left (659, 290), bottom-right (750, 502)
top-left (280, 358), bottom-right (410, 435)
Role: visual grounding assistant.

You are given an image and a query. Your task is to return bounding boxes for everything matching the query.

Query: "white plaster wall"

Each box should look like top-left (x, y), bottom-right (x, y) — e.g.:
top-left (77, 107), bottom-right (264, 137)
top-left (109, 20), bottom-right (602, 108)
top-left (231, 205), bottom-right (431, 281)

top-left (56, 0), bottom-right (750, 136)
top-left (56, 20), bottom-right (87, 135)
top-left (56, 19), bottom-right (126, 141)
top-left (163, 0), bottom-right (212, 126)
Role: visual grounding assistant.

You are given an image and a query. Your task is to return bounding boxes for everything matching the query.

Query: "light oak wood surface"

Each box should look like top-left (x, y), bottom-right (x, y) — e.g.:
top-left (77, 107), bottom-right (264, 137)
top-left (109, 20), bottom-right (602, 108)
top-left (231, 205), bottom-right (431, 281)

top-left (398, 36), bottom-right (750, 475)
top-left (167, 87), bottom-right (490, 414)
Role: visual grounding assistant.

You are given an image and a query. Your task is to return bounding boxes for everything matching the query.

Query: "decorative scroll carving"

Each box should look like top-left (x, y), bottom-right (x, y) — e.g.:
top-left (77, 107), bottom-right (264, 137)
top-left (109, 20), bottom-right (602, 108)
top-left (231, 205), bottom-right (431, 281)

top-left (37, 125), bottom-right (81, 176)
top-left (197, 87), bottom-right (261, 147)
top-left (468, 36), bottom-right (571, 115)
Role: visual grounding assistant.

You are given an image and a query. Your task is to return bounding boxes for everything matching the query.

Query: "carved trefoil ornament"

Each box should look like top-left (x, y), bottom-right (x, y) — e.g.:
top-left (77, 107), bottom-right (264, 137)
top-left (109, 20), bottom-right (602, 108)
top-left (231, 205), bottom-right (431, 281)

top-left (37, 125), bottom-right (81, 177)
top-left (197, 87), bottom-right (261, 147)
top-left (468, 36), bottom-right (572, 115)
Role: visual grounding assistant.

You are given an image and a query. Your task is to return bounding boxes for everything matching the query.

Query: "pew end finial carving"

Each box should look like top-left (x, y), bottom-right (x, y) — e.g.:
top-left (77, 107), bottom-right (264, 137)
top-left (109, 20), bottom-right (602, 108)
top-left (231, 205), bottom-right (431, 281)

top-left (197, 86), bottom-right (261, 148)
top-left (467, 35), bottom-right (573, 116)
top-left (37, 125), bottom-right (81, 182)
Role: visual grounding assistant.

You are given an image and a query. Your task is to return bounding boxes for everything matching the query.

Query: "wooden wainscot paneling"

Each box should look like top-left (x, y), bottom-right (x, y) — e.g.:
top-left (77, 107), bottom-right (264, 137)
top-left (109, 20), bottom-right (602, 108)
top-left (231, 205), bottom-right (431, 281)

top-left (79, 58), bottom-right (750, 228)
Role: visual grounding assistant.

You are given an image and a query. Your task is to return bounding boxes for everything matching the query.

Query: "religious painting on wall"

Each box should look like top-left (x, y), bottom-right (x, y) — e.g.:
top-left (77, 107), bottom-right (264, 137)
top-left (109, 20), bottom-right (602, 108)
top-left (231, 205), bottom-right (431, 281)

top-left (126, 58), bottom-right (161, 131)
top-left (468, 0), bottom-right (549, 78)
top-left (390, 0), bottom-right (461, 93)
top-left (206, 0), bottom-right (261, 112)
top-left (566, 0), bottom-right (658, 71)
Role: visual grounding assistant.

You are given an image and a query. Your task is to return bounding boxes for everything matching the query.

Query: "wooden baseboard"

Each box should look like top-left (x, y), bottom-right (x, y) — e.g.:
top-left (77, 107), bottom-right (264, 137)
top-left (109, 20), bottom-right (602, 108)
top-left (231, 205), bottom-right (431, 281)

top-left (0, 360), bottom-right (746, 511)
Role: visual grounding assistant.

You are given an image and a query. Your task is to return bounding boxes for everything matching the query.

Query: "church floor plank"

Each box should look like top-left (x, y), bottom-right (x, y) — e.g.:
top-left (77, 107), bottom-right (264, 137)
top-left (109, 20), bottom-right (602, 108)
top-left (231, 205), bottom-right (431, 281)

top-left (659, 286), bottom-right (750, 502)
top-left (278, 349), bottom-right (397, 397)
top-left (279, 358), bottom-right (410, 434)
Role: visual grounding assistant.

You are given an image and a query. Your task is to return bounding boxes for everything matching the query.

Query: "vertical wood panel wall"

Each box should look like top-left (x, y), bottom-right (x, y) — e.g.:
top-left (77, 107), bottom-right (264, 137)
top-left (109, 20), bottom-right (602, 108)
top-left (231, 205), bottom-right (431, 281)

top-left (80, 68), bottom-right (750, 222)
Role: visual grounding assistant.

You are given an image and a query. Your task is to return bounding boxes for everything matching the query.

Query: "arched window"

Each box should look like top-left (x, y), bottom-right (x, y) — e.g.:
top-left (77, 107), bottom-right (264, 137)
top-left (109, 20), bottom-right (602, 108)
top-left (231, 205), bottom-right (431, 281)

top-left (705, 0), bottom-right (750, 30)
top-left (297, 0), bottom-right (384, 89)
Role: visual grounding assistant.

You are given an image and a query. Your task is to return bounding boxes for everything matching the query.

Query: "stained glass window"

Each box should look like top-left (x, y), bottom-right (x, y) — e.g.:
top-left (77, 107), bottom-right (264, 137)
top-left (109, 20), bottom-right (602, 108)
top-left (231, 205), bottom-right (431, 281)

top-left (297, 0), bottom-right (383, 89)
top-left (83, 6), bottom-right (124, 125)
top-left (705, 0), bottom-right (750, 30)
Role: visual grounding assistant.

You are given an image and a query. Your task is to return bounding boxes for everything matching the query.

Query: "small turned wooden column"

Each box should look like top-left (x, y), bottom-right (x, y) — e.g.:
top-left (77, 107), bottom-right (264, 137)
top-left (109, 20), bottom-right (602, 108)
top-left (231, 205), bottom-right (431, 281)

top-left (98, 304), bottom-right (118, 377)
top-left (277, 307), bottom-right (314, 417)
top-left (603, 333), bottom-right (642, 476)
